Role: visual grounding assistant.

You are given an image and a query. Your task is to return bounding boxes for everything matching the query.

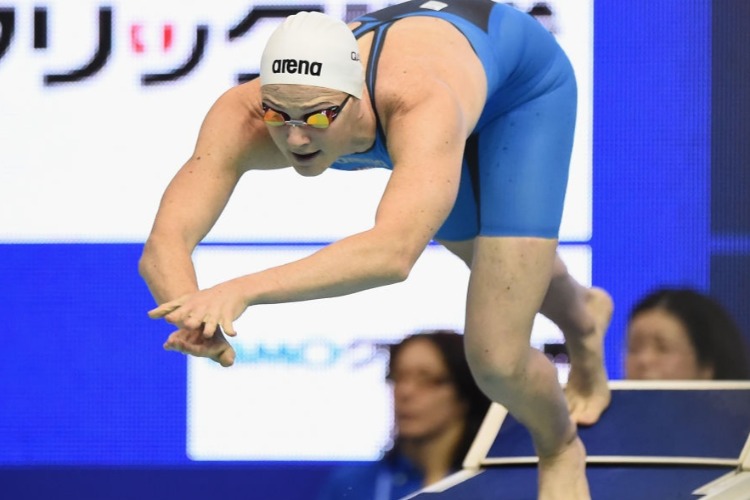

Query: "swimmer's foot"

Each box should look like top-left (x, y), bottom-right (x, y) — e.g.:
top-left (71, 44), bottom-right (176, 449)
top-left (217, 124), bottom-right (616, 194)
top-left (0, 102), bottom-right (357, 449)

top-left (564, 287), bottom-right (613, 426)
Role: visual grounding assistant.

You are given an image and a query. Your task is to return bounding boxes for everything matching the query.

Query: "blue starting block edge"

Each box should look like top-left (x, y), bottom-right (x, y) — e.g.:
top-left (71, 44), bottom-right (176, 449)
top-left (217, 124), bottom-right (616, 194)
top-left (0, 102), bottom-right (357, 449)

top-left (462, 381), bottom-right (750, 469)
top-left (404, 463), bottom-right (740, 500)
top-left (404, 381), bottom-right (750, 500)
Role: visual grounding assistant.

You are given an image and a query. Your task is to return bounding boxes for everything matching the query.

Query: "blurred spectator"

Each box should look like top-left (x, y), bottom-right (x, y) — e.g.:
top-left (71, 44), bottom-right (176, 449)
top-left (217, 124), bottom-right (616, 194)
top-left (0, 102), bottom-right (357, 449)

top-left (625, 288), bottom-right (750, 380)
top-left (317, 330), bottom-right (491, 500)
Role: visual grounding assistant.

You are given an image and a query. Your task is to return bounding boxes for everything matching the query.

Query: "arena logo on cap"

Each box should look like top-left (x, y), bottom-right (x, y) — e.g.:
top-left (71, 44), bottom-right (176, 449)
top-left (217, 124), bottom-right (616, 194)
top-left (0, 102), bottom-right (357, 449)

top-left (271, 59), bottom-right (323, 76)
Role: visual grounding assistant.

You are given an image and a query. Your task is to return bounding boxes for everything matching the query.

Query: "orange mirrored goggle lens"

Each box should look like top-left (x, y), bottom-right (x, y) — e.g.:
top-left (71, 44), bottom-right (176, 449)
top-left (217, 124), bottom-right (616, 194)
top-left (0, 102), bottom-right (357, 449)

top-left (262, 107), bottom-right (333, 129)
top-left (261, 95), bottom-right (351, 130)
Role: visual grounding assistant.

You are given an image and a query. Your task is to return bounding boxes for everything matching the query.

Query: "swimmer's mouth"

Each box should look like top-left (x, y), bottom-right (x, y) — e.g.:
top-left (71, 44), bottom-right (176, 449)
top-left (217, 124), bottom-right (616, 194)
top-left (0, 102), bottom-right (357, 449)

top-left (292, 151), bottom-right (321, 162)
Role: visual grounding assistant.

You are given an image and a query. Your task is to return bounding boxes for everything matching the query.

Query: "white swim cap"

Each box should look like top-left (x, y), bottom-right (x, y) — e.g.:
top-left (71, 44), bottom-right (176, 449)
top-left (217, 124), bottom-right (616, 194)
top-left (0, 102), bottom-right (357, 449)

top-left (260, 11), bottom-right (364, 98)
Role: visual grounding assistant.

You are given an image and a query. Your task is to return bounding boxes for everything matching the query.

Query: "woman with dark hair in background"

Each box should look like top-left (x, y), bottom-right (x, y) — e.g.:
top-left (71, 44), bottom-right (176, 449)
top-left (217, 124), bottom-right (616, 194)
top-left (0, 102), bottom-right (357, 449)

top-left (318, 330), bottom-right (491, 500)
top-left (625, 288), bottom-right (750, 380)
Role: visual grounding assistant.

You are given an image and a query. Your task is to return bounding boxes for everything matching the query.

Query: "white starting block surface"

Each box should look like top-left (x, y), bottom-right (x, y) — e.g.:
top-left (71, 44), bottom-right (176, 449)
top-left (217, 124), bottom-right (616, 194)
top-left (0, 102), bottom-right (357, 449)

top-left (407, 381), bottom-right (750, 500)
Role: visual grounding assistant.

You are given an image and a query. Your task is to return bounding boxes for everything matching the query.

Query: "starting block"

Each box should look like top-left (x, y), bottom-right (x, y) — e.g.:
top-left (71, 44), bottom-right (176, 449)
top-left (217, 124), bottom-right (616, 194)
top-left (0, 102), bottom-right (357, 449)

top-left (406, 381), bottom-right (750, 500)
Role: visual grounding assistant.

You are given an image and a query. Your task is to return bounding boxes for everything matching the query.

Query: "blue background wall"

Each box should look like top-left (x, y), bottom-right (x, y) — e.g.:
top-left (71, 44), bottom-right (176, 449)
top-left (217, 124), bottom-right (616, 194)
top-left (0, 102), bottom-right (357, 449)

top-left (2, 1), bottom-right (749, 499)
top-left (592, 0), bottom-right (712, 379)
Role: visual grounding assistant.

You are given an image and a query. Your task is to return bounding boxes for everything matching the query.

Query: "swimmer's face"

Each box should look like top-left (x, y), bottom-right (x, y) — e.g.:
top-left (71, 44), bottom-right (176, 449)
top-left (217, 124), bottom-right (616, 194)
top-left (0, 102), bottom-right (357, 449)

top-left (260, 84), bottom-right (355, 177)
top-left (625, 308), bottom-right (714, 380)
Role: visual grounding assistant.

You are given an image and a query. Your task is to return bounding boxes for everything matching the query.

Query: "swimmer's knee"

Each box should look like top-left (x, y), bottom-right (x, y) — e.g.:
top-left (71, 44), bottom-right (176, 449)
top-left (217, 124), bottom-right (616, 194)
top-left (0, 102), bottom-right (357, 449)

top-left (465, 339), bottom-right (532, 388)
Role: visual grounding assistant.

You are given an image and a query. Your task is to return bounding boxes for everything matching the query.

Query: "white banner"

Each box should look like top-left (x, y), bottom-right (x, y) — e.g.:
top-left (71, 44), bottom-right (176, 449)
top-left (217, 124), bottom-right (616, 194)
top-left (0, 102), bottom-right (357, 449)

top-left (0, 0), bottom-right (592, 242)
top-left (187, 243), bottom-right (591, 461)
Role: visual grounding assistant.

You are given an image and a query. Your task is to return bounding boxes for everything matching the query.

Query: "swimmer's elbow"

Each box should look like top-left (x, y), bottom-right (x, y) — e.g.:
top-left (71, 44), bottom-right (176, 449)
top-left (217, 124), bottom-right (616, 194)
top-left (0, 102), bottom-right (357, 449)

top-left (380, 243), bottom-right (421, 283)
top-left (384, 259), bottom-right (412, 284)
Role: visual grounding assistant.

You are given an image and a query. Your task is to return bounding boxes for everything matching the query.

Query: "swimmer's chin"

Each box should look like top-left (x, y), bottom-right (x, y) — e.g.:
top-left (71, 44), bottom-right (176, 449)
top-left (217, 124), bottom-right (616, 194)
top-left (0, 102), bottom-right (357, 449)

top-left (291, 157), bottom-right (332, 177)
top-left (293, 165), bottom-right (328, 177)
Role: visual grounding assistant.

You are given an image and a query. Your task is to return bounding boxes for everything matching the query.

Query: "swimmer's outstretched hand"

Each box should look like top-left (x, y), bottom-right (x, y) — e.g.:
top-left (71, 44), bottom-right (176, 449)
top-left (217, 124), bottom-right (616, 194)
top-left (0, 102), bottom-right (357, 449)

top-left (148, 281), bottom-right (247, 339)
top-left (163, 327), bottom-right (236, 367)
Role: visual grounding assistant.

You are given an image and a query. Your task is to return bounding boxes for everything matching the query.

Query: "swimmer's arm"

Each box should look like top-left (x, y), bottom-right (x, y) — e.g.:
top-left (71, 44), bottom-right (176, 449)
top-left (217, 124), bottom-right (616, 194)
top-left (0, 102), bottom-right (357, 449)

top-left (230, 83), bottom-right (467, 304)
top-left (139, 82), bottom-right (287, 305)
top-left (148, 82), bottom-right (468, 338)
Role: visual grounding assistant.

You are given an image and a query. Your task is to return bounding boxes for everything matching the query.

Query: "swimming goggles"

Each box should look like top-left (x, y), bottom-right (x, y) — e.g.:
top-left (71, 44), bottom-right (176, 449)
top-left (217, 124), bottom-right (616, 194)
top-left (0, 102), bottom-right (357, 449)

top-left (262, 95), bottom-right (351, 129)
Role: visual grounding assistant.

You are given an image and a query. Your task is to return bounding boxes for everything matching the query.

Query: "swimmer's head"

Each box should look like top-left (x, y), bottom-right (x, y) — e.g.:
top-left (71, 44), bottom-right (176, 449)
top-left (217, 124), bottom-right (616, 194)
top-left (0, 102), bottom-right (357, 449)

top-left (260, 12), bottom-right (364, 99)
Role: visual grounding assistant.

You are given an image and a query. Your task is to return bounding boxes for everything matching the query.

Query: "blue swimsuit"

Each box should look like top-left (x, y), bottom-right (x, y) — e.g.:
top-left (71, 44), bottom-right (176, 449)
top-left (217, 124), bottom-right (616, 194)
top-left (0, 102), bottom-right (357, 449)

top-left (331, 0), bottom-right (577, 239)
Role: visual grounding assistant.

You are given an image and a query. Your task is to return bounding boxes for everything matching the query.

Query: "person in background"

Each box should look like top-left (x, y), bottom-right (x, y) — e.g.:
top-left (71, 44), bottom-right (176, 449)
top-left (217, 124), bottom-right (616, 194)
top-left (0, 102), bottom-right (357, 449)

top-left (317, 330), bottom-right (492, 500)
top-left (625, 288), bottom-right (750, 380)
